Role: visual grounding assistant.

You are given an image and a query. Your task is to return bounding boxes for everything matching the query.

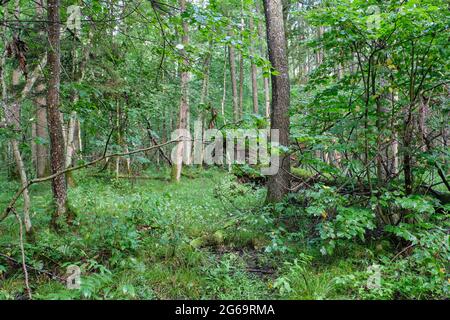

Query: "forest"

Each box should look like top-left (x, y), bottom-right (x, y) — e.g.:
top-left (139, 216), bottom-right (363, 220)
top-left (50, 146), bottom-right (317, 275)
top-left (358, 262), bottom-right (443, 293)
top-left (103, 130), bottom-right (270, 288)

top-left (0, 0), bottom-right (448, 301)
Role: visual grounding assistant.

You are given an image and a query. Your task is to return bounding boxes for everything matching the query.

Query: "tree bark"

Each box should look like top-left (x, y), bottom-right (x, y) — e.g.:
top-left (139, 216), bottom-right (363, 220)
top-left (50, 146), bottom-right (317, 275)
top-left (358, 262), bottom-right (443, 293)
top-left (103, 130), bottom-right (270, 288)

top-left (172, 0), bottom-right (190, 182)
top-left (33, 0), bottom-right (50, 178)
top-left (249, 14), bottom-right (259, 114)
top-left (1, 2), bottom-right (33, 234)
top-left (264, 0), bottom-right (291, 202)
top-left (228, 30), bottom-right (239, 123)
top-left (255, 0), bottom-right (271, 118)
top-left (35, 83), bottom-right (50, 177)
top-left (238, 0), bottom-right (245, 117)
top-left (47, 0), bottom-right (68, 225)
top-left (221, 46), bottom-right (228, 122)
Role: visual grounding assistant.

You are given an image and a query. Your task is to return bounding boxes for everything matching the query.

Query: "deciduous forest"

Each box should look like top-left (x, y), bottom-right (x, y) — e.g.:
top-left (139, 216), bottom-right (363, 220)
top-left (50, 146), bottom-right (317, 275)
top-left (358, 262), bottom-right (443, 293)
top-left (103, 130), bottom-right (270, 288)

top-left (0, 0), bottom-right (449, 300)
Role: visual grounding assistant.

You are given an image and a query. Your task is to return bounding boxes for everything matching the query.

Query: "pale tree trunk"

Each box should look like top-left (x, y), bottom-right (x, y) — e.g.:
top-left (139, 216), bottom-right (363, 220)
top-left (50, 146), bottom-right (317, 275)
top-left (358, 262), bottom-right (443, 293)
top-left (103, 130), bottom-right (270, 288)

top-left (1, 3), bottom-right (34, 234)
top-left (76, 118), bottom-right (83, 156)
top-left (65, 28), bottom-right (92, 175)
top-left (115, 102), bottom-right (122, 178)
top-left (238, 0), bottom-right (245, 118)
top-left (65, 112), bottom-right (77, 169)
top-left (33, 0), bottom-right (50, 179)
top-left (199, 49), bottom-right (212, 165)
top-left (228, 30), bottom-right (239, 123)
top-left (221, 46), bottom-right (228, 122)
top-left (47, 0), bottom-right (68, 225)
top-left (255, 0), bottom-right (271, 118)
top-left (391, 91), bottom-right (399, 176)
top-left (376, 67), bottom-right (387, 186)
top-left (264, 0), bottom-right (291, 202)
top-left (35, 83), bottom-right (50, 177)
top-left (172, 0), bottom-right (190, 182)
top-left (418, 94), bottom-right (430, 152)
top-left (249, 14), bottom-right (259, 114)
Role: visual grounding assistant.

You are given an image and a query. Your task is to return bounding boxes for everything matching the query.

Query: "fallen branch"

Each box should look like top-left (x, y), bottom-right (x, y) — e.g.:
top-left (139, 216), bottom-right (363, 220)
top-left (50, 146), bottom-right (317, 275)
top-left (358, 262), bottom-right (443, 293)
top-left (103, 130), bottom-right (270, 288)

top-left (0, 252), bottom-right (64, 282)
top-left (246, 268), bottom-right (275, 274)
top-left (89, 174), bottom-right (169, 181)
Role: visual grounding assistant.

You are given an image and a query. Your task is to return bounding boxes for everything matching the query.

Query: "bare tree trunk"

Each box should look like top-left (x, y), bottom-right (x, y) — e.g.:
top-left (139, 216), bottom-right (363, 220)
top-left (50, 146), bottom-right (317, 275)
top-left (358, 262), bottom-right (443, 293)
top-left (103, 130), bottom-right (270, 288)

top-left (264, 0), bottom-right (291, 202)
top-left (238, 1), bottom-right (245, 117)
top-left (228, 30), bottom-right (239, 123)
top-left (32, 0), bottom-right (50, 178)
top-left (65, 112), bottom-right (77, 168)
top-left (35, 83), bottom-right (50, 177)
top-left (172, 0), bottom-right (190, 182)
top-left (221, 46), bottom-right (228, 123)
top-left (249, 14), bottom-right (259, 114)
top-left (199, 49), bottom-right (211, 165)
top-left (1, 2), bottom-right (33, 234)
top-left (238, 55), bottom-right (244, 118)
top-left (47, 0), bottom-right (68, 225)
top-left (418, 95), bottom-right (430, 152)
top-left (256, 0), bottom-right (271, 118)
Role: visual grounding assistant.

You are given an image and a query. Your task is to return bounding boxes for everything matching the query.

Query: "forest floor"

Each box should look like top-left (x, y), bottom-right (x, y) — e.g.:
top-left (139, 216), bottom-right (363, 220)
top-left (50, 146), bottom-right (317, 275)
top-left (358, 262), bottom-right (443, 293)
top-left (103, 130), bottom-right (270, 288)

top-left (0, 168), bottom-right (388, 299)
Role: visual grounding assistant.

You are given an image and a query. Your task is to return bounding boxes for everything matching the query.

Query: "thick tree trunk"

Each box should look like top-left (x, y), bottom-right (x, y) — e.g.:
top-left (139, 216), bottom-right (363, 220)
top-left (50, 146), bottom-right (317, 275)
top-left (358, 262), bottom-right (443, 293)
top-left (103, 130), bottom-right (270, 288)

top-left (172, 0), bottom-right (190, 182)
top-left (47, 0), bottom-right (68, 225)
top-left (264, 0), bottom-right (291, 202)
top-left (35, 83), bottom-right (50, 177)
top-left (255, 0), bottom-right (271, 118)
top-left (34, 0), bottom-right (50, 178)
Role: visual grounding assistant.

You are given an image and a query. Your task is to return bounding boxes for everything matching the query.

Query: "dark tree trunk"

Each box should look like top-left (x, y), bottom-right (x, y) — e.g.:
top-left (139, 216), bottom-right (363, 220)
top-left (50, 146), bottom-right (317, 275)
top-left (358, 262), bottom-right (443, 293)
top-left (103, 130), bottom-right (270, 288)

top-left (264, 0), bottom-right (291, 202)
top-left (47, 0), bottom-right (68, 225)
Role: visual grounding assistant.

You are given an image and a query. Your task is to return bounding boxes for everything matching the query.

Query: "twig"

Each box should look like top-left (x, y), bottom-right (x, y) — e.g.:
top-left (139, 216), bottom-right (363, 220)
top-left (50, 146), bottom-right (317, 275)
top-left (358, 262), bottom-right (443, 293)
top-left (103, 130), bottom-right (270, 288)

top-left (13, 209), bottom-right (32, 300)
top-left (391, 243), bottom-right (415, 261)
top-left (0, 252), bottom-right (65, 282)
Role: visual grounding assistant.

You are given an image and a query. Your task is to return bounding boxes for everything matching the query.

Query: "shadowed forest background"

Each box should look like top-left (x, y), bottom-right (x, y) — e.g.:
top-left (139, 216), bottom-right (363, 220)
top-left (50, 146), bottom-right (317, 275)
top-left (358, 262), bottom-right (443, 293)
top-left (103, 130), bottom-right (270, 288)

top-left (0, 0), bottom-right (449, 300)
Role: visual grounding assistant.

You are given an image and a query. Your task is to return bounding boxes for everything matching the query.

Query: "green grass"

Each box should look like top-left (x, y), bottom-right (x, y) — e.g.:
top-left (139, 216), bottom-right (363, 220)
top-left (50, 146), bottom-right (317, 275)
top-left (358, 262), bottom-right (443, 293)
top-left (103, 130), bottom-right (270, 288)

top-left (0, 167), bottom-right (366, 300)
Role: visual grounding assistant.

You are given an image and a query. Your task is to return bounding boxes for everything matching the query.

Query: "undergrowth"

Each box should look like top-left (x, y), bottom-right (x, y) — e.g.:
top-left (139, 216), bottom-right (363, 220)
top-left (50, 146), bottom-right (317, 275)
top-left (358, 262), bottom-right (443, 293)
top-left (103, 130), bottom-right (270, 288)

top-left (0, 167), bottom-right (448, 300)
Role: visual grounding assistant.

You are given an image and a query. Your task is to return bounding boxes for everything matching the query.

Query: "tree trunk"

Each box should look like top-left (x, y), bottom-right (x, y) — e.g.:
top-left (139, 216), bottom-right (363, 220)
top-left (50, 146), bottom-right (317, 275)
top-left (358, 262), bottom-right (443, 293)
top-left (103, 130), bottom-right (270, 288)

top-left (249, 14), bottom-right (259, 114)
top-left (238, 1), bottom-right (245, 117)
top-left (255, 0), bottom-right (271, 118)
top-left (65, 112), bottom-right (77, 169)
top-left (1, 2), bottom-right (33, 234)
top-left (34, 0), bottom-right (50, 178)
top-left (221, 46), bottom-right (228, 123)
top-left (228, 30), bottom-right (239, 123)
top-left (35, 83), bottom-right (50, 177)
top-left (418, 95), bottom-right (430, 152)
top-left (47, 0), bottom-right (68, 225)
top-left (264, 0), bottom-right (291, 202)
top-left (172, 0), bottom-right (190, 182)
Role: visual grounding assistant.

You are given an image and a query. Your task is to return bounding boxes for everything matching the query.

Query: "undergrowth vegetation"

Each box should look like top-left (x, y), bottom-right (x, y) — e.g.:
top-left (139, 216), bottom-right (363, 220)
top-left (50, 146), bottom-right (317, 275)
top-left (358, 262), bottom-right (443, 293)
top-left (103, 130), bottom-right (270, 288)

top-left (1, 168), bottom-right (448, 300)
